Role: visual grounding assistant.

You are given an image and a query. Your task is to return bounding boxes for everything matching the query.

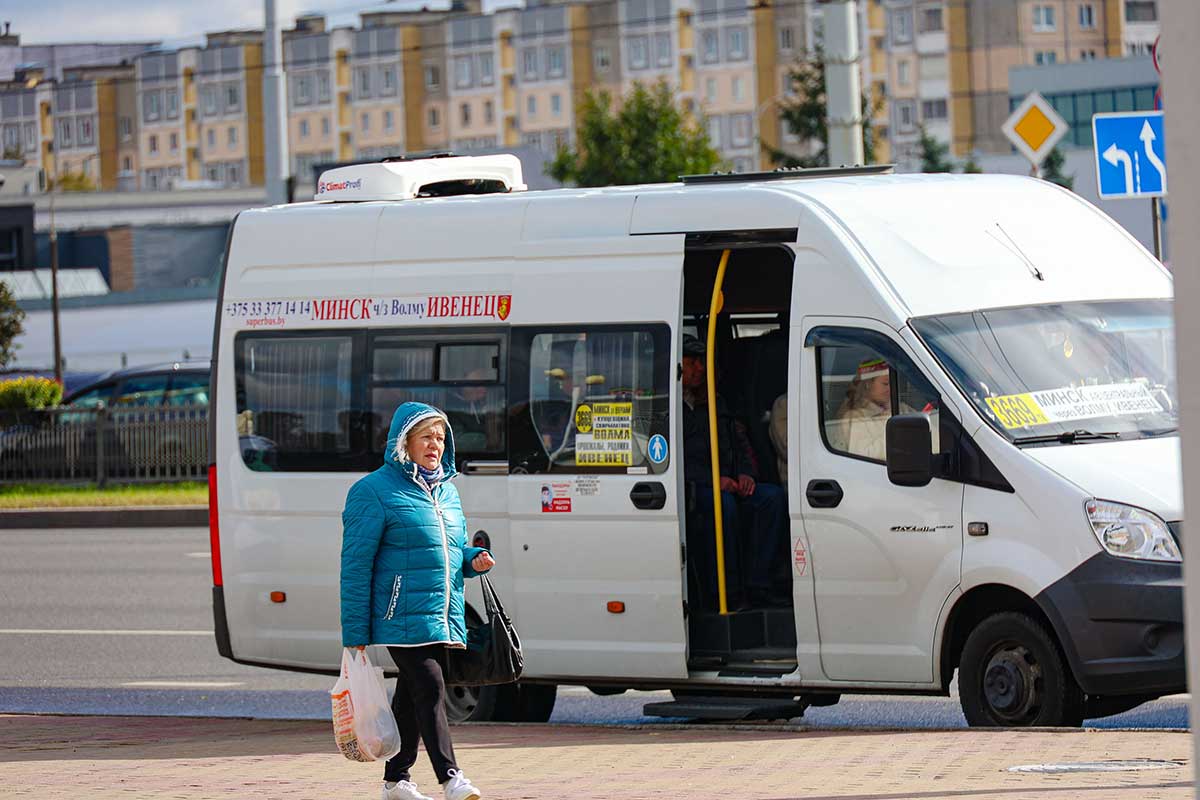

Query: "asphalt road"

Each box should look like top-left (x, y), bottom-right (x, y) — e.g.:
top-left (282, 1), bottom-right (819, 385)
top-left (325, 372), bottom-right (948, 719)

top-left (0, 527), bottom-right (1189, 729)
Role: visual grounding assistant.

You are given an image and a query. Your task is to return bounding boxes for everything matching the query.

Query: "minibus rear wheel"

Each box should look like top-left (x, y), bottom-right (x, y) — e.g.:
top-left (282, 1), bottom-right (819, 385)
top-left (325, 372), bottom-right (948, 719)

top-left (958, 612), bottom-right (1084, 728)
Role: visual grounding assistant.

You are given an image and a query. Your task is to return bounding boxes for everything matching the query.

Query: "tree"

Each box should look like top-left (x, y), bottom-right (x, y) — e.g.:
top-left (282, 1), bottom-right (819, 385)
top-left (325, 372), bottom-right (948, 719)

top-left (50, 170), bottom-right (96, 192)
top-left (918, 126), bottom-right (954, 173)
top-left (548, 80), bottom-right (722, 187)
top-left (0, 280), bottom-right (25, 369)
top-left (1040, 147), bottom-right (1074, 191)
top-left (767, 48), bottom-right (880, 169)
top-left (961, 154), bottom-right (983, 174)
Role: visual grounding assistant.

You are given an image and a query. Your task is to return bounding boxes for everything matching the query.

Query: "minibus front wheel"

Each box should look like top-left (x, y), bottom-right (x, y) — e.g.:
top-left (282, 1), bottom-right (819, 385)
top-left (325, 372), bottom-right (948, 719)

top-left (958, 612), bottom-right (1085, 728)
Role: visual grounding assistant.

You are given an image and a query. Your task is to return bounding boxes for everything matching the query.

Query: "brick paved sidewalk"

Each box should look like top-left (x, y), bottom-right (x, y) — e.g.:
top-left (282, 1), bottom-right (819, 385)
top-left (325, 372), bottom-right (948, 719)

top-left (0, 714), bottom-right (1192, 799)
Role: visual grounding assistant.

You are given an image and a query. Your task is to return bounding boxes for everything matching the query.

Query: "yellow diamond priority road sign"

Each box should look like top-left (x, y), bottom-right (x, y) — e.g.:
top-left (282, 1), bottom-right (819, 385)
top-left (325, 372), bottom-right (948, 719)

top-left (1002, 91), bottom-right (1069, 168)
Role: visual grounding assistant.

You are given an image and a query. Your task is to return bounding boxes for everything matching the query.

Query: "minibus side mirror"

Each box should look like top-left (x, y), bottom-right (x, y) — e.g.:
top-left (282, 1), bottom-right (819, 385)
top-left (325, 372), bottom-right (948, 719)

top-left (886, 413), bottom-right (933, 488)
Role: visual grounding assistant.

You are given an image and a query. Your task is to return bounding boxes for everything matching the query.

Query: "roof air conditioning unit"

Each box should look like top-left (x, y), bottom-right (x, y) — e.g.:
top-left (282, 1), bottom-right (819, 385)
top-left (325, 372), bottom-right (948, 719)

top-left (314, 152), bottom-right (527, 202)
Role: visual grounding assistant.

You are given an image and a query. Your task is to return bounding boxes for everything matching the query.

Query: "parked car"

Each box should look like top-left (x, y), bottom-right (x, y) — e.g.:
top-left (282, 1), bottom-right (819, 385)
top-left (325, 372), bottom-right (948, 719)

top-left (63, 360), bottom-right (211, 410)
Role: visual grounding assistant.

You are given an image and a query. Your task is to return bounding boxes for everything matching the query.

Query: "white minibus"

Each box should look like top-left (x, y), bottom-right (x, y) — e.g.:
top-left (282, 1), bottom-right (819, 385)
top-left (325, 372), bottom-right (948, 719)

top-left (210, 153), bottom-right (1183, 727)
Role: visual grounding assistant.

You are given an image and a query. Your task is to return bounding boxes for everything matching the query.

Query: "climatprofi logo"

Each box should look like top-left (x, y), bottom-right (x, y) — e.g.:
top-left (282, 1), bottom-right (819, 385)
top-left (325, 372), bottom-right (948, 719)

top-left (318, 178), bottom-right (363, 194)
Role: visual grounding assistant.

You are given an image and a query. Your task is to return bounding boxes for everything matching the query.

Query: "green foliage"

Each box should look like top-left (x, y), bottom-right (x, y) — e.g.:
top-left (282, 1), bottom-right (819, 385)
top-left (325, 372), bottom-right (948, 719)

top-left (50, 171), bottom-right (96, 192)
top-left (0, 376), bottom-right (62, 410)
top-left (1040, 147), bottom-right (1074, 191)
top-left (918, 126), bottom-right (955, 173)
top-left (767, 48), bottom-right (880, 168)
top-left (548, 80), bottom-right (722, 187)
top-left (0, 281), bottom-right (24, 369)
top-left (1, 145), bottom-right (21, 161)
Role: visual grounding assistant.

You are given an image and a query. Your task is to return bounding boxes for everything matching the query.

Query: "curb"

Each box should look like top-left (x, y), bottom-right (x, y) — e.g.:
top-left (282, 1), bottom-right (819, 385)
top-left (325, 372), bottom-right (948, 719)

top-left (0, 506), bottom-right (207, 529)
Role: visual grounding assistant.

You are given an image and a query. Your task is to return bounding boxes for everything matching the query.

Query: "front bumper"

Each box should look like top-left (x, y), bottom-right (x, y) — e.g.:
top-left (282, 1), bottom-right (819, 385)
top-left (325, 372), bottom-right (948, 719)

top-left (1035, 551), bottom-right (1185, 697)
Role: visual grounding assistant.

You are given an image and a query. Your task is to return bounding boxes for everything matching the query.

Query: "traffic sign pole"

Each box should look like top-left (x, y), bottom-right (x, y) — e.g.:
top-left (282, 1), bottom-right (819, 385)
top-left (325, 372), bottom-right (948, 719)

top-left (1151, 197), bottom-right (1163, 261)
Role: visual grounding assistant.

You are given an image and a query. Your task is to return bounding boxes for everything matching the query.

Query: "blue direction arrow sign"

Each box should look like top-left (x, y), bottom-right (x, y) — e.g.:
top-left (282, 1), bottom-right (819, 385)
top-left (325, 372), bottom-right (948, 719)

top-left (1093, 111), bottom-right (1167, 199)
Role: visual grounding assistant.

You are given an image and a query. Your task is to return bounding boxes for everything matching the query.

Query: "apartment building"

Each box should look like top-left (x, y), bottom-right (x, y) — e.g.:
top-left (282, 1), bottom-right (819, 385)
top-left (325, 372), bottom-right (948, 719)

top-left (882, 1), bottom-right (950, 170)
top-left (135, 49), bottom-right (196, 190)
top-left (284, 17), bottom-right (351, 182)
top-left (0, 24), bottom-right (157, 82)
top-left (1121, 0), bottom-right (1157, 56)
top-left (513, 4), bottom-right (578, 154)
top-left (862, 0), bottom-right (890, 164)
top-left (58, 63), bottom-right (137, 191)
top-left (0, 70), bottom-right (49, 173)
top-left (946, 0), bottom-right (1132, 157)
top-left (196, 32), bottom-right (265, 188)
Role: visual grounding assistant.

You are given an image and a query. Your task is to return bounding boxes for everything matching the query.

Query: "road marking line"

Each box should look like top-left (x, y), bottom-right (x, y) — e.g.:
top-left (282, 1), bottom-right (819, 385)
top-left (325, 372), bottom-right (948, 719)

top-left (0, 629), bottom-right (212, 636)
top-left (120, 681), bottom-right (244, 688)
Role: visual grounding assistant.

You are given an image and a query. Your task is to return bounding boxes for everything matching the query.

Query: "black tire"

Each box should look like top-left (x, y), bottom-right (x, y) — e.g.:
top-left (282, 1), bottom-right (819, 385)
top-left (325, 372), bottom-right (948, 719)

top-left (492, 683), bottom-right (557, 722)
top-left (1084, 694), bottom-right (1156, 720)
top-left (958, 612), bottom-right (1084, 728)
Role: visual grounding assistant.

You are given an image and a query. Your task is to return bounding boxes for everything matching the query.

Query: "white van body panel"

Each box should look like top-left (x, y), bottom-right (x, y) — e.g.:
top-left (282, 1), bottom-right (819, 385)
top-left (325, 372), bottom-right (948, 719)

top-left (629, 186), bottom-right (805, 233)
top-left (1026, 438), bottom-right (1183, 521)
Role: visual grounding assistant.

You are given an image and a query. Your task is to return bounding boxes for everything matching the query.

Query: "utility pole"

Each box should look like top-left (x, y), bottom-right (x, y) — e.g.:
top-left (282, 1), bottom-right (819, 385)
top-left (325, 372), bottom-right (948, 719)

top-left (263, 0), bottom-right (290, 206)
top-left (821, 0), bottom-right (865, 167)
top-left (1161, 4), bottom-right (1200, 797)
top-left (46, 161), bottom-right (62, 385)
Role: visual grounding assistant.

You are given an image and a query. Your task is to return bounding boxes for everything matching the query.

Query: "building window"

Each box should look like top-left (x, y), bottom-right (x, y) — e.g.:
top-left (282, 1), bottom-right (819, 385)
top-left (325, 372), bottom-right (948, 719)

top-left (701, 30), bottom-right (719, 63)
top-left (897, 100), bottom-right (916, 132)
top-left (727, 27), bottom-right (747, 60)
top-left (425, 64), bottom-right (441, 90)
top-left (145, 91), bottom-right (161, 122)
top-left (119, 116), bottom-right (132, 141)
top-left (707, 115), bottom-right (720, 146)
top-left (321, 116), bottom-right (331, 136)
top-left (77, 116), bottom-right (94, 146)
top-left (225, 83), bottom-right (241, 113)
top-left (629, 36), bottom-right (649, 69)
top-left (461, 102), bottom-right (471, 126)
top-left (169, 131), bottom-right (179, 151)
top-left (1078, 3), bottom-right (1096, 29)
top-left (547, 46), bottom-right (566, 77)
top-left (384, 110), bottom-right (394, 131)
top-left (295, 75), bottom-right (312, 106)
top-left (361, 112), bottom-right (370, 132)
top-left (166, 89), bottom-right (179, 119)
top-left (356, 67), bottom-right (371, 99)
top-left (25, 122), bottom-right (37, 150)
top-left (228, 126), bottom-right (238, 146)
top-left (1125, 1), bottom-right (1157, 23)
top-left (121, 156), bottom-right (132, 172)
top-left (300, 119), bottom-right (310, 138)
top-left (428, 106), bottom-right (441, 128)
top-left (919, 6), bottom-right (944, 33)
top-left (149, 133), bottom-right (158, 153)
top-left (202, 86), bottom-right (218, 116)
top-left (527, 95), bottom-right (537, 118)
top-left (594, 46), bottom-right (612, 72)
top-left (318, 72), bottom-right (331, 103)
top-left (779, 26), bottom-right (794, 52)
top-left (1080, 49), bottom-right (1097, 60)
top-left (1035, 50), bottom-right (1058, 65)
top-left (523, 48), bottom-right (539, 79)
top-left (478, 53), bottom-right (494, 86)
top-left (705, 77), bottom-right (717, 103)
top-left (551, 93), bottom-right (562, 116)
top-left (484, 100), bottom-right (494, 124)
top-left (732, 76), bottom-right (744, 102)
top-left (228, 163), bottom-right (240, 185)
top-left (654, 33), bottom-right (671, 66)
top-left (898, 59), bottom-right (911, 86)
top-left (381, 66), bottom-right (397, 96)
top-left (731, 113), bottom-right (751, 146)
top-left (891, 10), bottom-right (912, 43)
top-left (57, 118), bottom-right (73, 148)
top-left (921, 99), bottom-right (948, 120)
top-left (1033, 5), bottom-right (1057, 32)
top-left (455, 56), bottom-right (473, 89)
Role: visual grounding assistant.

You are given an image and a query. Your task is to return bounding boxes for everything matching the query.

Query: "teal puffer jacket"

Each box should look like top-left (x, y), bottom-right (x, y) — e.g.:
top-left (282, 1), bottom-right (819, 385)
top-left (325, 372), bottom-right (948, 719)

top-left (340, 402), bottom-right (490, 648)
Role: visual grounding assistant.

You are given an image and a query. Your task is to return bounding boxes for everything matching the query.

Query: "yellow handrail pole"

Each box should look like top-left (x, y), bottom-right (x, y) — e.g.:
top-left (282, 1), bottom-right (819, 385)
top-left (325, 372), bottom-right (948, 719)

top-left (707, 249), bottom-right (732, 615)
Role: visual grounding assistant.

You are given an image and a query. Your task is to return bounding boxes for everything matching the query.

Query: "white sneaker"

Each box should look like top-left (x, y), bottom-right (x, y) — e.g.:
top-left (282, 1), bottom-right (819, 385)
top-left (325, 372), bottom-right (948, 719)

top-left (382, 780), bottom-right (434, 800)
top-left (441, 769), bottom-right (482, 800)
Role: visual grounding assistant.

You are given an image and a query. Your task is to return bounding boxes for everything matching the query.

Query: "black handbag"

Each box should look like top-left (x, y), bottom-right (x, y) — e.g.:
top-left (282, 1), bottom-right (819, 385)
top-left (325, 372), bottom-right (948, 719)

top-left (445, 575), bottom-right (524, 687)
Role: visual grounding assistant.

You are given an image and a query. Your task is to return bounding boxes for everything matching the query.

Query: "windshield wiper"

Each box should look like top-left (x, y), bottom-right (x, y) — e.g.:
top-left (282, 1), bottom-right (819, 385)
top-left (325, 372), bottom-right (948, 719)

top-left (1012, 429), bottom-right (1123, 446)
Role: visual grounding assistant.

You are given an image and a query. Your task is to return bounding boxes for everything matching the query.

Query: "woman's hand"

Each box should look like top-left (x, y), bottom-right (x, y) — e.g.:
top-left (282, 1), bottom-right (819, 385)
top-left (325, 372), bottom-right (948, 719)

top-left (472, 552), bottom-right (496, 572)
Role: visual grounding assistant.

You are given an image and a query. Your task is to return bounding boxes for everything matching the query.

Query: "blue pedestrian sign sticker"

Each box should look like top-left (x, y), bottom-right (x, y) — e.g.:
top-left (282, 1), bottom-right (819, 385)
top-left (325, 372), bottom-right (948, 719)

top-left (1093, 111), bottom-right (1167, 199)
top-left (647, 434), bottom-right (668, 464)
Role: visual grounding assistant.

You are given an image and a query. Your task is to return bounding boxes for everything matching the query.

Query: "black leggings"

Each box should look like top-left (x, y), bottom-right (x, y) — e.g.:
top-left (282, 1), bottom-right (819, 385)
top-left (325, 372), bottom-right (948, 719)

top-left (384, 645), bottom-right (459, 785)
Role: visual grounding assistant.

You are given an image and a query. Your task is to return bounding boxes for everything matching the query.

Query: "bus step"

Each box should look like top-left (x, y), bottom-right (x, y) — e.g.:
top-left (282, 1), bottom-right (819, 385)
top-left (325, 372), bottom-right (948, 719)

top-left (643, 696), bottom-right (807, 722)
top-left (716, 660), bottom-right (796, 678)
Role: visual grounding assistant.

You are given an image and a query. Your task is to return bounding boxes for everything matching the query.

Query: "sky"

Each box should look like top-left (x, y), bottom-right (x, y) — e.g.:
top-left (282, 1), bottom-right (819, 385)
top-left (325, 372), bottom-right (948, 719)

top-left (9, 0), bottom-right (487, 47)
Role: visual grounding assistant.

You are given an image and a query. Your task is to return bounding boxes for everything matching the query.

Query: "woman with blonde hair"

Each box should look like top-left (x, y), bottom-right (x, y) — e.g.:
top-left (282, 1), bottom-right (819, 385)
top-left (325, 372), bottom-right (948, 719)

top-left (830, 357), bottom-right (893, 461)
top-left (341, 402), bottom-right (495, 800)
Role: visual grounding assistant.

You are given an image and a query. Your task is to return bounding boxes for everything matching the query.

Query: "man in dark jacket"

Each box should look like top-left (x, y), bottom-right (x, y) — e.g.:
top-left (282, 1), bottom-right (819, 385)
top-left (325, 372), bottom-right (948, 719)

top-left (682, 335), bottom-right (789, 609)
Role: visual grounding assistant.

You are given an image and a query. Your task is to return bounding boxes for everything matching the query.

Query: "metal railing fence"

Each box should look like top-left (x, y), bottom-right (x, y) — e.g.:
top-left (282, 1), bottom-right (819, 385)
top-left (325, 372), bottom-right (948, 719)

top-left (0, 405), bottom-right (208, 485)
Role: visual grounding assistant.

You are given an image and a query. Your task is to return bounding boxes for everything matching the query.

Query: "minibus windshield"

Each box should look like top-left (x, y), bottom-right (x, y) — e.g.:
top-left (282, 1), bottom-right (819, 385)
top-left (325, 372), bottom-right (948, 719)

top-left (912, 299), bottom-right (1176, 445)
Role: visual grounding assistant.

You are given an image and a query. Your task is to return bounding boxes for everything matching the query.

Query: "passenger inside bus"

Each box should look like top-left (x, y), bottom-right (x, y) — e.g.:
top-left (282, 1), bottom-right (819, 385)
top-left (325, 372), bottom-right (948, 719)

top-left (681, 334), bottom-right (790, 610)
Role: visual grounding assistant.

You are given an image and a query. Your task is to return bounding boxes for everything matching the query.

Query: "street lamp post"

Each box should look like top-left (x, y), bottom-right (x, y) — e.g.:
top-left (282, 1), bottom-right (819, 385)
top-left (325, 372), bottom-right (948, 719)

top-left (46, 151), bottom-right (100, 384)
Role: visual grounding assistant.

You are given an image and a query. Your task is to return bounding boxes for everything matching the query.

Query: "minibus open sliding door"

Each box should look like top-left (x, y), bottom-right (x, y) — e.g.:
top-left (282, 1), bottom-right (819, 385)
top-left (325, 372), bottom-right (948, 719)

top-left (505, 228), bottom-right (688, 681)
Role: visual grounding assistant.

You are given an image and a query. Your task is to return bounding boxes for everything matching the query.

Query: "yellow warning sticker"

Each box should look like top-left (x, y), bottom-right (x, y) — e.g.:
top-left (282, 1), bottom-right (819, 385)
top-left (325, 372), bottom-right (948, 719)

top-left (574, 404), bottom-right (593, 433)
top-left (575, 402), bottom-right (633, 466)
top-left (985, 393), bottom-right (1051, 430)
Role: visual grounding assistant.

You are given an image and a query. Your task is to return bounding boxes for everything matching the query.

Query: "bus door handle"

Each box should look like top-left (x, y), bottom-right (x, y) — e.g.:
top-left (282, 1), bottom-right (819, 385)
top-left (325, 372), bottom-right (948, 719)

top-left (630, 482), bottom-right (667, 510)
top-left (806, 479), bottom-right (844, 508)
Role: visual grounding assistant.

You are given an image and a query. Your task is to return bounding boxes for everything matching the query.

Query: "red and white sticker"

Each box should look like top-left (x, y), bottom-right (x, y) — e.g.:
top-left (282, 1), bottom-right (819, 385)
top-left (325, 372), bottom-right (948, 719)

top-left (540, 482), bottom-right (572, 513)
top-left (793, 538), bottom-right (808, 576)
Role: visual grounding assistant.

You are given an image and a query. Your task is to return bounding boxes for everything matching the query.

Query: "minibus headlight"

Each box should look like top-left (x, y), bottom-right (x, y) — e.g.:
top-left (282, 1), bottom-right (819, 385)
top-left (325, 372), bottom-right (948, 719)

top-left (1086, 500), bottom-right (1180, 562)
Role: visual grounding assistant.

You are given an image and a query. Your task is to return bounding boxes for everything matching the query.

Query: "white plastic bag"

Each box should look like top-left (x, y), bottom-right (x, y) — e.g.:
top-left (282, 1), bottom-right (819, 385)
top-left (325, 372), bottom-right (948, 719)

top-left (330, 648), bottom-right (402, 763)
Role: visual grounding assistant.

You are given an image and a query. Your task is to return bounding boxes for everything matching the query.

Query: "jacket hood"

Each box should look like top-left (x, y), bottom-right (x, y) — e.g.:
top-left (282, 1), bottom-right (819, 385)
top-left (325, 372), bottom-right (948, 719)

top-left (386, 401), bottom-right (457, 479)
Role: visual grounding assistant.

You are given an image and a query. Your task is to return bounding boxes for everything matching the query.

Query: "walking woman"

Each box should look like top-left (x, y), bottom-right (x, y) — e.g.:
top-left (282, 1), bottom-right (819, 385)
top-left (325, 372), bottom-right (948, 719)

top-left (341, 401), bottom-right (495, 800)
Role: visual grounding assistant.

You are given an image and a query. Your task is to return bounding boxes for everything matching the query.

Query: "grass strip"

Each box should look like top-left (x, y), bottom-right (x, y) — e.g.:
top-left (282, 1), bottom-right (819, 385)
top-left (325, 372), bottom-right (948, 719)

top-left (0, 482), bottom-right (207, 509)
